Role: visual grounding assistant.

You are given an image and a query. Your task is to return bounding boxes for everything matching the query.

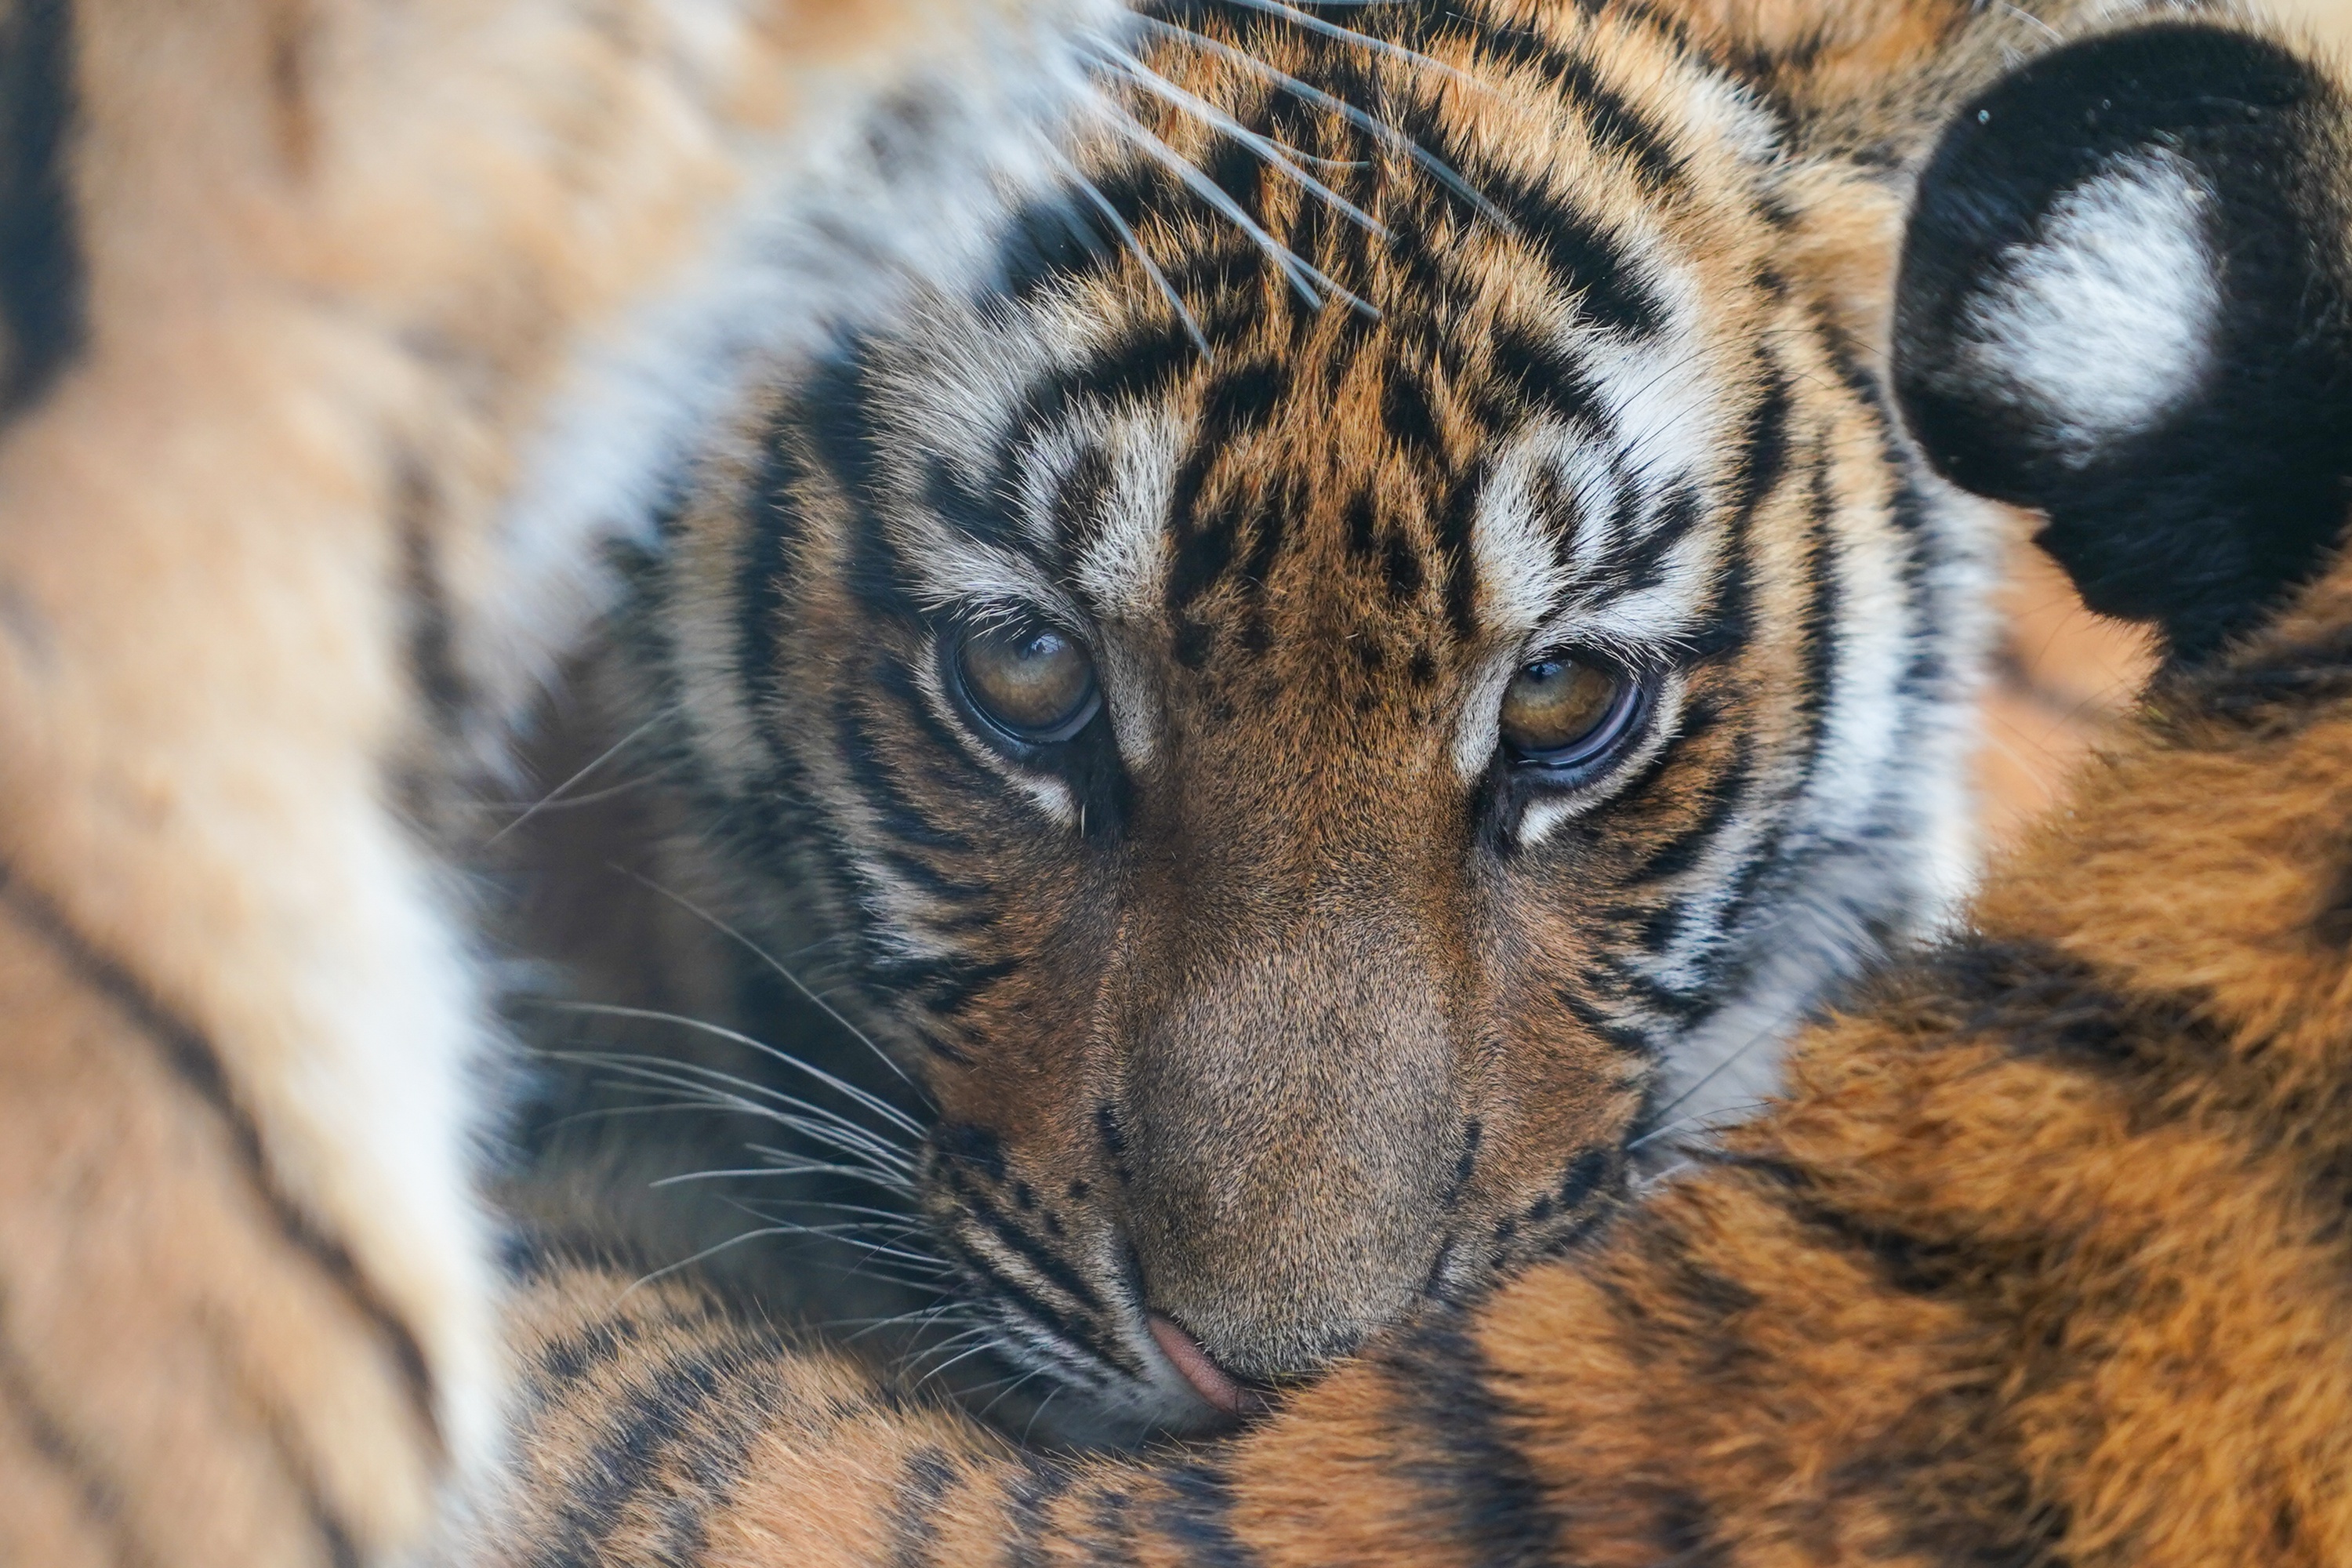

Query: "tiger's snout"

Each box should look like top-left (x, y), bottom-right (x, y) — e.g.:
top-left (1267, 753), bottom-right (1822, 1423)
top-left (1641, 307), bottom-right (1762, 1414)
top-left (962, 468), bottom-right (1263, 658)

top-left (1116, 930), bottom-right (1463, 1385)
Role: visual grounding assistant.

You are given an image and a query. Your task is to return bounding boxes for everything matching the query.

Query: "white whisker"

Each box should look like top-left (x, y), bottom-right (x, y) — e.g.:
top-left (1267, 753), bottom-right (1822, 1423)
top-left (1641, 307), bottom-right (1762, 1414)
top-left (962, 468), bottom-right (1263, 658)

top-left (1100, 99), bottom-right (1377, 317)
top-left (620, 1225), bottom-right (812, 1297)
top-left (543, 1000), bottom-right (927, 1137)
top-left (1093, 42), bottom-right (1388, 241)
top-left (543, 1046), bottom-right (918, 1169)
top-left (611, 866), bottom-right (925, 1098)
top-left (1640, 1014), bottom-right (1788, 1131)
top-left (1212, 0), bottom-right (1479, 85)
top-left (1994, 0), bottom-right (2067, 45)
top-left (486, 714), bottom-right (665, 846)
top-left (1141, 16), bottom-right (1512, 233)
top-left (833, 1304), bottom-right (967, 1342)
top-left (651, 1162), bottom-right (915, 1195)
top-left (1625, 1099), bottom-right (1766, 1153)
top-left (914, 1336), bottom-right (1009, 1388)
top-left (1020, 1386), bottom-right (1064, 1443)
top-left (1036, 132), bottom-right (1214, 360)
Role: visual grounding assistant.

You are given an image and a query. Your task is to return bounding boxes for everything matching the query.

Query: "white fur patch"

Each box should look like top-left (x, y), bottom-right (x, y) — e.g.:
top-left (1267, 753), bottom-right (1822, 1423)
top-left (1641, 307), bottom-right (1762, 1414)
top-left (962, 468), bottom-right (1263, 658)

top-left (1069, 408), bottom-right (1182, 623)
top-left (1962, 150), bottom-right (2220, 461)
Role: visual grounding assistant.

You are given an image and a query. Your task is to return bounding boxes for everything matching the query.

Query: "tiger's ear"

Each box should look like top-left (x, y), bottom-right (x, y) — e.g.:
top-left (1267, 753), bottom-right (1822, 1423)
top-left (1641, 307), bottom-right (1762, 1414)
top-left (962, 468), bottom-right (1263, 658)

top-left (1893, 23), bottom-right (2352, 662)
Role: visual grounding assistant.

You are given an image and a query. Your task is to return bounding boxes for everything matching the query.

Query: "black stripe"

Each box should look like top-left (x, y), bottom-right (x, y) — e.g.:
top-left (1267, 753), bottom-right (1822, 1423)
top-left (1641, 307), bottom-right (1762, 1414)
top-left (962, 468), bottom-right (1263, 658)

top-left (911, 953), bottom-right (1022, 1018)
top-left (397, 463), bottom-right (473, 733)
top-left (0, 866), bottom-right (443, 1456)
top-left (995, 191), bottom-right (1118, 307)
top-left (1485, 321), bottom-right (1602, 428)
top-left (1467, 18), bottom-right (1689, 191)
top-left (1628, 735), bottom-right (1753, 887)
top-left (884, 1446), bottom-right (964, 1568)
top-left (736, 405), bottom-right (809, 720)
top-left (1018, 316), bottom-right (1203, 449)
top-left (1439, 1116), bottom-right (1484, 1210)
top-left (528, 1334), bottom-right (771, 1568)
top-left (1436, 457), bottom-right (1486, 636)
top-left (0, 1297), bottom-right (155, 1568)
top-left (942, 1167), bottom-right (1112, 1316)
top-left (1049, 442), bottom-right (1121, 585)
top-left (831, 681), bottom-right (980, 853)
top-left (1380, 361), bottom-right (1448, 467)
top-left (1772, 1188), bottom-right (1976, 1300)
top-left (875, 645), bottom-right (1004, 808)
top-left (230, 1355), bottom-right (365, 1568)
top-left (2170, 628), bottom-right (2352, 742)
top-left (934, 1120), bottom-right (1007, 1181)
top-left (800, 346), bottom-right (888, 514)
top-left (1927, 937), bottom-right (2222, 1077)
top-left (1684, 479), bottom-right (1759, 667)
top-left (1232, 482), bottom-right (1290, 603)
top-left (1076, 1484), bottom-right (1144, 1568)
top-left (921, 451), bottom-right (1028, 554)
top-left (637, 1366), bottom-right (779, 1568)
top-left (873, 844), bottom-right (994, 904)
top-left (1789, 430), bottom-right (1843, 780)
top-left (1152, 1460), bottom-right (1260, 1568)
top-left (942, 1232), bottom-right (1130, 1377)
top-left (536, 1312), bottom-right (649, 1389)
top-left (1682, 428), bottom-right (1832, 945)
top-left (1728, 370), bottom-right (1794, 520)
top-left (1652, 1490), bottom-right (1733, 1568)
top-left (1586, 475), bottom-right (1707, 599)
top-left (1199, 357), bottom-right (1289, 444)
top-left (1446, 158), bottom-right (1664, 336)
top-left (1377, 1312), bottom-right (1563, 1567)
top-left (1004, 1457), bottom-right (1084, 1568)
top-left (0, 0), bottom-right (83, 417)
top-left (1555, 982), bottom-right (1651, 1056)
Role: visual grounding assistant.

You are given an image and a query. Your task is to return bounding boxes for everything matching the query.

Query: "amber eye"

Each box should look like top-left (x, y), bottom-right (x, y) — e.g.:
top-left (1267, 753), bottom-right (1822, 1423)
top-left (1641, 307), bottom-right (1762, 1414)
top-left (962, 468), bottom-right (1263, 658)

top-left (952, 620), bottom-right (1101, 745)
top-left (1500, 656), bottom-right (1641, 769)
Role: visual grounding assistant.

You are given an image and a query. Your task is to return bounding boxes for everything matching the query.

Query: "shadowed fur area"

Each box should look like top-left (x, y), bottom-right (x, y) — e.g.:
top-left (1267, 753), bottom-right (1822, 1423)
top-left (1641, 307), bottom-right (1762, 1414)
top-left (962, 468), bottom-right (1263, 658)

top-left (546, 0), bottom-right (2133, 1441)
top-left (473, 9), bottom-right (2352, 1565)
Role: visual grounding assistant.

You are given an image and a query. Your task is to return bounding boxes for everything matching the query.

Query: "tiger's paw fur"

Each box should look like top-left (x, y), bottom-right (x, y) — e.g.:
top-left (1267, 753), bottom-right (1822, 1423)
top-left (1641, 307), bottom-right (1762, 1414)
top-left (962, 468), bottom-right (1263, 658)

top-left (0, 0), bottom-right (1120, 1562)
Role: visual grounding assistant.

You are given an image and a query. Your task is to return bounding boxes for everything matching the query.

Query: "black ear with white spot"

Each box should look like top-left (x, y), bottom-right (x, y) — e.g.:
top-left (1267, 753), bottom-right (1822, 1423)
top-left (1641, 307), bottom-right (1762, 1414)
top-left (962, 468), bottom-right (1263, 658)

top-left (1895, 23), bottom-right (2352, 662)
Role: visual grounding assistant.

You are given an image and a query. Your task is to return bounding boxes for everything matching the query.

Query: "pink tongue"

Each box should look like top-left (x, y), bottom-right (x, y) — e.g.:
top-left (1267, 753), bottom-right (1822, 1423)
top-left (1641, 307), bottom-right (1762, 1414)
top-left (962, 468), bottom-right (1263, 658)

top-left (1148, 1313), bottom-right (1250, 1415)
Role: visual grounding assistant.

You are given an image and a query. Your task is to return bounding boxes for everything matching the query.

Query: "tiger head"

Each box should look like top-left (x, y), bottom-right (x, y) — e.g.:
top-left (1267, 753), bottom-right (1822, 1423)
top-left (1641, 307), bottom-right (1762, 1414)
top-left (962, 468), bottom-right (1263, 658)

top-left (633, 0), bottom-right (2035, 1434)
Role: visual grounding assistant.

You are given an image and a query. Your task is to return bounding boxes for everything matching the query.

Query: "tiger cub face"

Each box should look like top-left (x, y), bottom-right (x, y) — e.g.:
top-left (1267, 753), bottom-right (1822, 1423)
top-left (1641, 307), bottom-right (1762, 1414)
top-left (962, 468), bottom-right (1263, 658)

top-left (641, 0), bottom-right (1994, 1432)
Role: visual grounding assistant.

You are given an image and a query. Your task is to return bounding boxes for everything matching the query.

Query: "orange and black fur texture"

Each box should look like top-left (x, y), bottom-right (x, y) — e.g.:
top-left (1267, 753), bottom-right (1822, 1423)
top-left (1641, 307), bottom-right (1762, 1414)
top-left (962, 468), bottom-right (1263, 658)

top-left (477, 9), bottom-right (2352, 1566)
top-left (552, 0), bottom-right (2118, 1443)
top-left (0, 2), bottom-right (1127, 1563)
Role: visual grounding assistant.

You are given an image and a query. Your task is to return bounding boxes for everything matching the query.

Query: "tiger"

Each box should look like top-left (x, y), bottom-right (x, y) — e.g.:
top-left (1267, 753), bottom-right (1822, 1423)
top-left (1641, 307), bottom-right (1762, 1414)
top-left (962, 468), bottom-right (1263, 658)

top-left (0, 0), bottom-right (1133, 1563)
top-left (492, 0), bottom-right (2100, 1450)
top-left (476, 12), bottom-right (2352, 1563)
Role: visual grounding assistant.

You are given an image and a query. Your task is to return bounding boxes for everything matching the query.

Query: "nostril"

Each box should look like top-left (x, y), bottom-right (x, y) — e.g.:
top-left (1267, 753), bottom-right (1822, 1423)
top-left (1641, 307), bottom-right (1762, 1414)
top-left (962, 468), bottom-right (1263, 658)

top-left (1147, 1313), bottom-right (1264, 1417)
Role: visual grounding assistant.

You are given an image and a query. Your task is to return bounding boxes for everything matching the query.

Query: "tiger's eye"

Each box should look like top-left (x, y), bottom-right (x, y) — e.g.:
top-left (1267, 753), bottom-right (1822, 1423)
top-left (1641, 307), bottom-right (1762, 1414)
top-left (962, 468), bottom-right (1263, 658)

top-left (1500, 657), bottom-right (1636, 767)
top-left (955, 622), bottom-right (1101, 744)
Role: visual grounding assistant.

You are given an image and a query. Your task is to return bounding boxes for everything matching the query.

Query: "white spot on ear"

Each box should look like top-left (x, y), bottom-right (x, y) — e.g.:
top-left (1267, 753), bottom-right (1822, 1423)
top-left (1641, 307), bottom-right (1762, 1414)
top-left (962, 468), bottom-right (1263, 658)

top-left (1962, 150), bottom-right (2220, 461)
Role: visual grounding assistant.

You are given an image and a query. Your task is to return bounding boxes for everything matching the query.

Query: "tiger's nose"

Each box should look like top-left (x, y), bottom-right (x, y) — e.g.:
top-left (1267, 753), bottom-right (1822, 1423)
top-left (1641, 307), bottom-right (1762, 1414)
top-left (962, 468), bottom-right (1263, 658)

top-left (1117, 936), bottom-right (1459, 1382)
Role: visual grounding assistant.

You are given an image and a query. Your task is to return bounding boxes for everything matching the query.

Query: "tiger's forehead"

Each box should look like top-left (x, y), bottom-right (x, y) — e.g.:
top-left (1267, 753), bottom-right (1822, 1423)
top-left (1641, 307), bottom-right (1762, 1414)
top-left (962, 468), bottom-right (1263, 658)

top-left (861, 0), bottom-right (1787, 662)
